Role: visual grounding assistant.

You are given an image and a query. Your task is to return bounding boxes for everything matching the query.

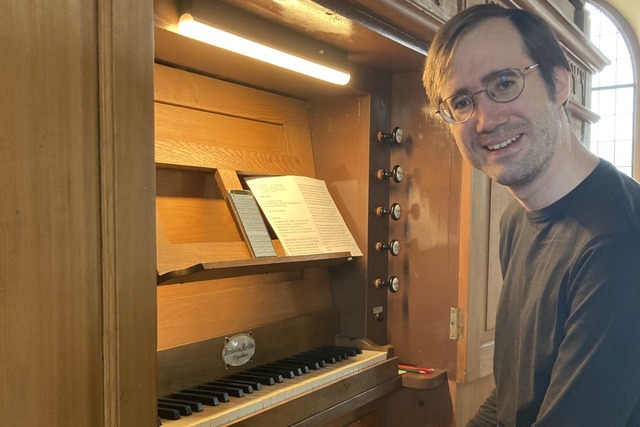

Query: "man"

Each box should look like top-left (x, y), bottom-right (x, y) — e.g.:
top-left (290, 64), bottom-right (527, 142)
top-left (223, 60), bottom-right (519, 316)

top-left (423, 4), bottom-right (640, 426)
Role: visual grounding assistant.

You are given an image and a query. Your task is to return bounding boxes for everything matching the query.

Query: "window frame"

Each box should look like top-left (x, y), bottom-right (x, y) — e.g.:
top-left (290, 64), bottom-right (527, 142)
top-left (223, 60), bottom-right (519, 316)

top-left (588, 0), bottom-right (640, 179)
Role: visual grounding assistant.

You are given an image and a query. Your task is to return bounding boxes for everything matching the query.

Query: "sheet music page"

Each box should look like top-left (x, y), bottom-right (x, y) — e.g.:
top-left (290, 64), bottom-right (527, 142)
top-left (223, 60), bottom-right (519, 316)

top-left (245, 175), bottom-right (362, 257)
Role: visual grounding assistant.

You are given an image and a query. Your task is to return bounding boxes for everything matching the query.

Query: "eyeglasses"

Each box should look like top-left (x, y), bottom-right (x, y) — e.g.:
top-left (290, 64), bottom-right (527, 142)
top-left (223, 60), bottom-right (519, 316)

top-left (436, 63), bottom-right (540, 124)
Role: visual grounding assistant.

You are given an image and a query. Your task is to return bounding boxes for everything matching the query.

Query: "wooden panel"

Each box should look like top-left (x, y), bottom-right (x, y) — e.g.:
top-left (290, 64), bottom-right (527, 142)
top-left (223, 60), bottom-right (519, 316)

top-left (290, 377), bottom-right (401, 427)
top-left (155, 65), bottom-right (332, 358)
top-left (155, 64), bottom-right (316, 177)
top-left (387, 71), bottom-right (461, 375)
top-left (106, 0), bottom-right (158, 425)
top-left (486, 182), bottom-right (512, 330)
top-left (157, 269), bottom-right (334, 349)
top-left (458, 168), bottom-right (493, 383)
top-left (154, 64), bottom-right (320, 279)
top-left (3, 2), bottom-right (91, 426)
top-left (323, 400), bottom-right (387, 427)
top-left (343, 0), bottom-right (456, 39)
top-left (457, 170), bottom-right (513, 385)
top-left (155, 103), bottom-right (285, 155)
top-left (0, 4), bottom-right (103, 424)
top-left (155, 139), bottom-right (304, 175)
top-left (309, 87), bottom-right (396, 345)
top-left (157, 197), bottom-right (240, 243)
top-left (454, 375), bottom-right (496, 426)
top-left (510, 0), bottom-right (609, 72)
top-left (386, 379), bottom-right (456, 426)
top-left (1, 0), bottom-right (156, 426)
top-left (157, 310), bottom-right (340, 396)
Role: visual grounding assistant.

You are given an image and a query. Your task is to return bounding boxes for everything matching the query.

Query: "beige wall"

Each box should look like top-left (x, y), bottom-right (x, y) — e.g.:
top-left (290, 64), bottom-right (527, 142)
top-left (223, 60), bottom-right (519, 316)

top-left (604, 0), bottom-right (639, 44)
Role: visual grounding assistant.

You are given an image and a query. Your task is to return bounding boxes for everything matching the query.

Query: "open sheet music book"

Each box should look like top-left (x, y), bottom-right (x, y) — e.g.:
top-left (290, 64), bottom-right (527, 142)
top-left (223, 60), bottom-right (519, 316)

top-left (245, 175), bottom-right (363, 257)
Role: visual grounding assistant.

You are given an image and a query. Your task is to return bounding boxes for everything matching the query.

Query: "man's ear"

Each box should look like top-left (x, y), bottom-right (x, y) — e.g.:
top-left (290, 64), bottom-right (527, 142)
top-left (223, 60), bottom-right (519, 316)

top-left (553, 66), bottom-right (571, 107)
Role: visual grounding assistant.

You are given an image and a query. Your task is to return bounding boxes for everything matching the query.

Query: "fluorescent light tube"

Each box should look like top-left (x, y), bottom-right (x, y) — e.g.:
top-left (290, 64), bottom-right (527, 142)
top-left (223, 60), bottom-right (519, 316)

top-left (178, 13), bottom-right (351, 86)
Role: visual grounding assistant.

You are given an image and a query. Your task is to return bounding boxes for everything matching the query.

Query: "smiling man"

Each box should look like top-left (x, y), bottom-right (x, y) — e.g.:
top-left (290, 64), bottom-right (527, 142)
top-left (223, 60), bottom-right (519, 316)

top-left (423, 4), bottom-right (640, 426)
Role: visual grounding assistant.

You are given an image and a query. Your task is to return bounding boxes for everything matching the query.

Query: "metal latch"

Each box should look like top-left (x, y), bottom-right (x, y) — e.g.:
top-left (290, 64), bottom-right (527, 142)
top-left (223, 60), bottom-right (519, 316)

top-left (449, 307), bottom-right (463, 340)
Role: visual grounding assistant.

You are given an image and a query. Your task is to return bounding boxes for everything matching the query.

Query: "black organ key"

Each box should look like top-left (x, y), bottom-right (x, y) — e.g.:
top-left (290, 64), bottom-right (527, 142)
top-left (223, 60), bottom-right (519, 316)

top-left (228, 372), bottom-right (282, 385)
top-left (158, 397), bottom-right (203, 412)
top-left (191, 385), bottom-right (231, 402)
top-left (307, 349), bottom-right (344, 362)
top-left (322, 347), bottom-right (351, 359)
top-left (297, 351), bottom-right (338, 364)
top-left (320, 347), bottom-right (355, 359)
top-left (277, 358), bottom-right (317, 371)
top-left (264, 362), bottom-right (306, 376)
top-left (282, 356), bottom-right (324, 369)
top-left (180, 386), bottom-right (229, 403)
top-left (226, 374), bottom-right (274, 387)
top-left (157, 406), bottom-right (180, 420)
top-left (157, 401), bottom-right (193, 416)
top-left (202, 382), bottom-right (246, 397)
top-left (250, 366), bottom-right (296, 379)
top-left (213, 378), bottom-right (258, 392)
top-left (221, 376), bottom-right (263, 390)
top-left (171, 391), bottom-right (219, 406)
top-left (325, 345), bottom-right (361, 356)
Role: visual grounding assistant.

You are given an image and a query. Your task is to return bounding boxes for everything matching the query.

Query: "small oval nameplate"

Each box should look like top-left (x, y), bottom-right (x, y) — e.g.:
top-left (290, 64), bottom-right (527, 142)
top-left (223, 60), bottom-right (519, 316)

top-left (221, 333), bottom-right (256, 367)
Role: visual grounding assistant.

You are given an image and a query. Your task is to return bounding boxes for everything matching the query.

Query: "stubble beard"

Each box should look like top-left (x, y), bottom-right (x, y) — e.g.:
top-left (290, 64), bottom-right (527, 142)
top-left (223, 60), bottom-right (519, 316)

top-left (483, 103), bottom-right (562, 187)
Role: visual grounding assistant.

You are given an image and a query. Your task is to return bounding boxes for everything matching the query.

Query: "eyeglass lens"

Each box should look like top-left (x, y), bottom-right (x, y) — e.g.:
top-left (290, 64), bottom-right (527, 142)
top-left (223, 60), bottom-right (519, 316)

top-left (440, 68), bottom-right (526, 124)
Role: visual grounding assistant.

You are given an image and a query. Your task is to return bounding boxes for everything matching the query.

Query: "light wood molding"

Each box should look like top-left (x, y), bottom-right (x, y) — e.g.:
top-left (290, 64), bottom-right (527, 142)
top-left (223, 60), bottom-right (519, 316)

top-left (99, 0), bottom-right (157, 425)
top-left (510, 0), bottom-right (609, 72)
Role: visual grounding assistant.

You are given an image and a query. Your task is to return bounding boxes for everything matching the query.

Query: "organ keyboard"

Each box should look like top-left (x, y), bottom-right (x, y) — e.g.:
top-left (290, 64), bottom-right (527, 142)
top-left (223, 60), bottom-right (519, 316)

top-left (157, 345), bottom-right (400, 426)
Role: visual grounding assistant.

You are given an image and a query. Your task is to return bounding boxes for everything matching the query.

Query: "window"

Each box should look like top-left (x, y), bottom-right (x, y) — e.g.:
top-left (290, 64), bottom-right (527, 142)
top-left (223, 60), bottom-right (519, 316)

top-left (585, 2), bottom-right (636, 177)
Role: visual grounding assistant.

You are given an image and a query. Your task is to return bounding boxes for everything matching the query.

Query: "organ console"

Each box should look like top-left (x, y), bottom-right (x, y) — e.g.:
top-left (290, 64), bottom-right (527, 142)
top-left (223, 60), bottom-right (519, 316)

top-left (156, 342), bottom-right (399, 426)
top-left (150, 0), bottom-right (467, 421)
top-left (152, 5), bottom-right (414, 418)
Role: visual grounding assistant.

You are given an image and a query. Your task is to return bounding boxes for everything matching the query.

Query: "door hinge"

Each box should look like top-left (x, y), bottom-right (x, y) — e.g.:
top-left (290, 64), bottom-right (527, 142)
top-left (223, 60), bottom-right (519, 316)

top-left (449, 307), bottom-right (463, 340)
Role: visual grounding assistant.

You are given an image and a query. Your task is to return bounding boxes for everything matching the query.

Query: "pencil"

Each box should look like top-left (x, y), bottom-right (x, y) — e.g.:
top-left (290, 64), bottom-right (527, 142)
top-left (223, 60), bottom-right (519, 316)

top-left (398, 363), bottom-right (435, 374)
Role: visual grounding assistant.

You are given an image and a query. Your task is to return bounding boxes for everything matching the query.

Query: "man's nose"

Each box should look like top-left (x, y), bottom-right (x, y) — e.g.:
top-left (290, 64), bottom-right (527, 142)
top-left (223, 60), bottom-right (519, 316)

top-left (473, 93), bottom-right (508, 133)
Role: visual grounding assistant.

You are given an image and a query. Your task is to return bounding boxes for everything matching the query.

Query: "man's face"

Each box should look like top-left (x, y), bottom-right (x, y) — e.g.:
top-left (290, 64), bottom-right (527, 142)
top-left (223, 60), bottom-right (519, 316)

top-left (441, 18), bottom-right (565, 187)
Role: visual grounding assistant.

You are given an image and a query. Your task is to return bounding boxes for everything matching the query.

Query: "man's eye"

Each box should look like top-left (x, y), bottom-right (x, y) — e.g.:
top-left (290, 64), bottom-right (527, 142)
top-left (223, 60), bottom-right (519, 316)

top-left (496, 79), bottom-right (517, 91)
top-left (452, 97), bottom-right (472, 110)
top-left (490, 71), bottom-right (520, 93)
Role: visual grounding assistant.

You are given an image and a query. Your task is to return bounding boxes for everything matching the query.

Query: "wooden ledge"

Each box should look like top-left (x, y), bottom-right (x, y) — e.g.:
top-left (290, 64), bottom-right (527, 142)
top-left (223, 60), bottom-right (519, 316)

top-left (157, 251), bottom-right (353, 285)
top-left (400, 369), bottom-right (448, 390)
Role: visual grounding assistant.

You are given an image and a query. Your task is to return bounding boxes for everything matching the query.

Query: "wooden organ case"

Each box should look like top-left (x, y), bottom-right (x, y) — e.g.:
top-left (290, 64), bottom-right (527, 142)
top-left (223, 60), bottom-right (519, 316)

top-left (153, 1), bottom-right (439, 425)
top-left (152, 1), bottom-right (606, 426)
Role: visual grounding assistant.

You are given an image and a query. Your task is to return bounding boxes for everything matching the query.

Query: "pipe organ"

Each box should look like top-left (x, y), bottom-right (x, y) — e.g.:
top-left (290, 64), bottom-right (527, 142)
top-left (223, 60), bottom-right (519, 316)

top-left (0, 0), bottom-right (610, 425)
top-left (151, 0), bottom-right (606, 426)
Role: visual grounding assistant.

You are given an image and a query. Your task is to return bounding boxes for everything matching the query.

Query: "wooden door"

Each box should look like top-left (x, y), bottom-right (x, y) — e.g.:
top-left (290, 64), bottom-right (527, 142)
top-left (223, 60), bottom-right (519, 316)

top-left (458, 168), bottom-right (512, 385)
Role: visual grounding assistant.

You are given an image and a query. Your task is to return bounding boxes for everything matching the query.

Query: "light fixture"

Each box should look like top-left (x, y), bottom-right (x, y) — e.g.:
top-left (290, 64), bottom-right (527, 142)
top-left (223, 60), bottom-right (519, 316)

top-left (178, 0), bottom-right (351, 86)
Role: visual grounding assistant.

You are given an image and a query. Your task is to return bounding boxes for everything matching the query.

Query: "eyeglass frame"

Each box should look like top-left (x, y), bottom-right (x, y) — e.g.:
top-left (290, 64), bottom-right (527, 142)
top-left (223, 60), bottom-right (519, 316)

top-left (435, 63), bottom-right (540, 124)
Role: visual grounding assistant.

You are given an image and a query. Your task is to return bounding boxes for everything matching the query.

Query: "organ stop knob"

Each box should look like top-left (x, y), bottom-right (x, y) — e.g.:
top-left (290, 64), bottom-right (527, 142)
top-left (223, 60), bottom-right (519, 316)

top-left (376, 203), bottom-right (402, 221)
top-left (374, 276), bottom-right (400, 293)
top-left (375, 239), bottom-right (400, 256)
top-left (377, 127), bottom-right (403, 144)
top-left (377, 165), bottom-right (404, 183)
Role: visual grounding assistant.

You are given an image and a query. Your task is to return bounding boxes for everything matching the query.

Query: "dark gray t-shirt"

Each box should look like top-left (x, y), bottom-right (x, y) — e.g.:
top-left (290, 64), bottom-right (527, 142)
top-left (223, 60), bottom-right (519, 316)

top-left (468, 160), bottom-right (640, 427)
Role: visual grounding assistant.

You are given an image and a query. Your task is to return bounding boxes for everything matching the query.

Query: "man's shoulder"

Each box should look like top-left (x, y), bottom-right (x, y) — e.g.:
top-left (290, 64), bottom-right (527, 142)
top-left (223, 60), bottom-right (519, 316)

top-left (590, 161), bottom-right (640, 230)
